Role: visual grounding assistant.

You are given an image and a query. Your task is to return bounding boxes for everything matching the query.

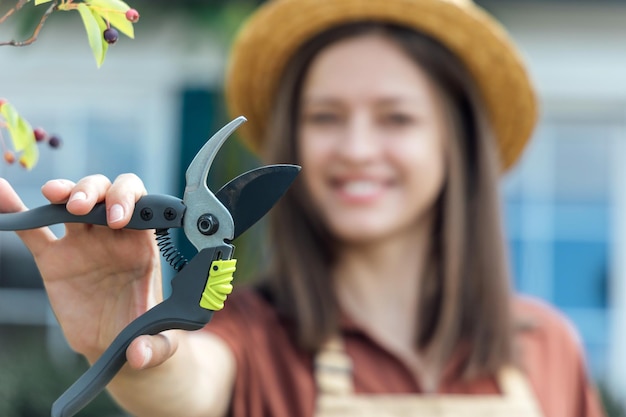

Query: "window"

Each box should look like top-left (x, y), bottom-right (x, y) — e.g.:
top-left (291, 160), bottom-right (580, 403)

top-left (503, 107), bottom-right (625, 379)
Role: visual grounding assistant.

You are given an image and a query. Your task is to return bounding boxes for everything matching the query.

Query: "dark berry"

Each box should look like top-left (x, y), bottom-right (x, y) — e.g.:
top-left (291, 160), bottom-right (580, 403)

top-left (34, 127), bottom-right (47, 142)
top-left (103, 28), bottom-right (119, 44)
top-left (48, 135), bottom-right (62, 148)
top-left (125, 9), bottom-right (140, 23)
top-left (4, 151), bottom-right (15, 164)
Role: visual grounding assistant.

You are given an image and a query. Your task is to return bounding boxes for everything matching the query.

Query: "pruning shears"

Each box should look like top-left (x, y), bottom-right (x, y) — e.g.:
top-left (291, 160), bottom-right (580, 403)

top-left (0, 116), bottom-right (300, 417)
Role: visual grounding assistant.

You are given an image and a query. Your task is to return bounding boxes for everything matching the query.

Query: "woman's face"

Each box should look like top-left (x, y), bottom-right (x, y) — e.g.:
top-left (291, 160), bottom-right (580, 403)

top-left (297, 34), bottom-right (448, 244)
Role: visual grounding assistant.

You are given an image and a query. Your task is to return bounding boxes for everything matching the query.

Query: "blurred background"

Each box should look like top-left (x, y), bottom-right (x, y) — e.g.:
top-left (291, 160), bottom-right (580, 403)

top-left (0, 0), bottom-right (625, 415)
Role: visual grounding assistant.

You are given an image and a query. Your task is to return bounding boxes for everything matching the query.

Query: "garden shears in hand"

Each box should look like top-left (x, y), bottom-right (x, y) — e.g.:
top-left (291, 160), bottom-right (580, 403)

top-left (0, 116), bottom-right (300, 417)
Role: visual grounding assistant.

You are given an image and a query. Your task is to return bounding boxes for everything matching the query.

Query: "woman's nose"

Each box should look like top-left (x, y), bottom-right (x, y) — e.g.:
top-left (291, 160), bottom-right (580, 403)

top-left (337, 115), bottom-right (379, 162)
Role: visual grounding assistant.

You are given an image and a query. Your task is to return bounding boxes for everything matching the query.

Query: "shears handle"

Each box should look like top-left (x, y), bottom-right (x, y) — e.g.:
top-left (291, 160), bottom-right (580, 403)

top-left (51, 245), bottom-right (234, 417)
top-left (0, 194), bottom-right (185, 231)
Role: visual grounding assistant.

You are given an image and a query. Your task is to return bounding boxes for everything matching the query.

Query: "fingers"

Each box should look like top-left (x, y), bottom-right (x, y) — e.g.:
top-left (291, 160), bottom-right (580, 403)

top-left (40, 179), bottom-right (76, 204)
top-left (42, 175), bottom-right (111, 215)
top-left (126, 331), bottom-right (179, 370)
top-left (42, 174), bottom-right (147, 229)
top-left (0, 178), bottom-right (56, 256)
top-left (66, 174), bottom-right (113, 216)
top-left (106, 173), bottom-right (147, 229)
top-left (6, 173), bottom-right (147, 251)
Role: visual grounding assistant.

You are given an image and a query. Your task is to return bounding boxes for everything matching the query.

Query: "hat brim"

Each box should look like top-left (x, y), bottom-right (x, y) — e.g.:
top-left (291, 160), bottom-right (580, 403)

top-left (225, 0), bottom-right (538, 171)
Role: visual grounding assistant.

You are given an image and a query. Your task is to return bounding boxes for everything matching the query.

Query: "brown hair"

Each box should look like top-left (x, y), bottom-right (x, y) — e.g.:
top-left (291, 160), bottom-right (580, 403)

top-left (256, 22), bottom-right (514, 382)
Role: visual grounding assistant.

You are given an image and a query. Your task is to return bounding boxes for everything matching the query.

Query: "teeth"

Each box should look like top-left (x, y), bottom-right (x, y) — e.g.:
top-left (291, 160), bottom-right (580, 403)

top-left (342, 181), bottom-right (380, 196)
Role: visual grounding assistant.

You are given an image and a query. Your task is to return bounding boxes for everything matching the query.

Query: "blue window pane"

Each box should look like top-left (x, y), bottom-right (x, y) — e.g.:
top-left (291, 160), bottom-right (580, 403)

top-left (554, 202), bottom-right (608, 241)
top-left (553, 240), bottom-right (608, 308)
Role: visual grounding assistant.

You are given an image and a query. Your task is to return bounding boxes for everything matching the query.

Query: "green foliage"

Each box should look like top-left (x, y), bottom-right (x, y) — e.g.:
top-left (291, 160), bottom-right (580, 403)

top-left (126, 0), bottom-right (264, 44)
top-left (88, 0), bottom-right (134, 38)
top-left (57, 0), bottom-right (136, 67)
top-left (194, 1), bottom-right (260, 42)
top-left (0, 325), bottom-right (125, 417)
top-left (76, 3), bottom-right (108, 67)
top-left (0, 0), bottom-right (139, 168)
top-left (0, 101), bottom-right (38, 169)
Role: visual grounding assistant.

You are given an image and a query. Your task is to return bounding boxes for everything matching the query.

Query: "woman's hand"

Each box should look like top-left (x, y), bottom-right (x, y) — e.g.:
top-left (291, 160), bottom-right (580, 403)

top-left (0, 175), bottom-right (236, 416)
top-left (0, 175), bottom-right (173, 367)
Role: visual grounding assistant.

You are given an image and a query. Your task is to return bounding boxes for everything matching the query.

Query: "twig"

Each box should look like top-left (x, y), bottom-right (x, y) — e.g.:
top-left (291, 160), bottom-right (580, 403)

top-left (0, 0), bottom-right (58, 47)
top-left (0, 0), bottom-right (29, 25)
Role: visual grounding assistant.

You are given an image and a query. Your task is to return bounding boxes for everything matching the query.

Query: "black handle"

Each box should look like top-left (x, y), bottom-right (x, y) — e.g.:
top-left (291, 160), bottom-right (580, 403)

top-left (0, 194), bottom-right (186, 230)
top-left (50, 246), bottom-right (231, 417)
top-left (51, 300), bottom-right (214, 417)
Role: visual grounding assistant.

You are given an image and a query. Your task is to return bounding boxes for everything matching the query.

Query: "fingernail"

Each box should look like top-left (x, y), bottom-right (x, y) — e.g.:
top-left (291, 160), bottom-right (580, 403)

top-left (109, 203), bottom-right (124, 223)
top-left (141, 345), bottom-right (152, 368)
top-left (69, 191), bottom-right (87, 202)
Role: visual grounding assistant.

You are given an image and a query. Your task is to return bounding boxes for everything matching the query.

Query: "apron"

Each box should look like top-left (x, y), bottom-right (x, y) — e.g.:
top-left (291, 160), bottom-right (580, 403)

top-left (313, 337), bottom-right (544, 417)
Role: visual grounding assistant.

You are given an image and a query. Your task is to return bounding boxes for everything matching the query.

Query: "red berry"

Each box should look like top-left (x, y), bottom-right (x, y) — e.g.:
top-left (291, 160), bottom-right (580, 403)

top-left (125, 9), bottom-right (140, 23)
top-left (3, 151), bottom-right (15, 164)
top-left (48, 135), bottom-right (62, 148)
top-left (103, 28), bottom-right (119, 44)
top-left (0, 99), bottom-right (6, 110)
top-left (34, 127), bottom-right (47, 142)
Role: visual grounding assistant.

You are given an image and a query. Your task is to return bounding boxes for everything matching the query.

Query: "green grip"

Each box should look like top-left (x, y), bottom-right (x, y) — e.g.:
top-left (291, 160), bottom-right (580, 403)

top-left (200, 259), bottom-right (236, 310)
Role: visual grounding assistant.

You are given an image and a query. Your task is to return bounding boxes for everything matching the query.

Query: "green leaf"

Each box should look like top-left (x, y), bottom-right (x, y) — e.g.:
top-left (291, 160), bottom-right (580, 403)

top-left (13, 116), bottom-right (34, 152)
top-left (77, 3), bottom-right (106, 67)
top-left (92, 9), bottom-right (109, 58)
top-left (1, 103), bottom-right (33, 152)
top-left (34, 0), bottom-right (54, 5)
top-left (0, 102), bottom-right (20, 130)
top-left (86, 0), bottom-right (130, 13)
top-left (18, 141), bottom-right (39, 170)
top-left (102, 9), bottom-right (134, 39)
top-left (87, 0), bottom-right (134, 39)
top-left (0, 103), bottom-right (39, 169)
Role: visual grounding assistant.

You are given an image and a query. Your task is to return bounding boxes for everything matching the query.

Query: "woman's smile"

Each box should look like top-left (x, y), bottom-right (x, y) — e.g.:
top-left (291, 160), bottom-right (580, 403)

top-left (332, 176), bottom-right (389, 203)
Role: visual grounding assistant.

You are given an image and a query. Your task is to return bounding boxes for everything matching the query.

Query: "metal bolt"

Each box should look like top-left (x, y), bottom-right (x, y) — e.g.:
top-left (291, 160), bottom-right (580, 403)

top-left (164, 207), bottom-right (177, 221)
top-left (140, 208), bottom-right (153, 221)
top-left (197, 214), bottom-right (219, 235)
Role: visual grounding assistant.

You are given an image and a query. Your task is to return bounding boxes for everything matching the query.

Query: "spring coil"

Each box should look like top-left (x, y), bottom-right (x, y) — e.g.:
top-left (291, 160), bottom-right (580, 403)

top-left (155, 228), bottom-right (188, 271)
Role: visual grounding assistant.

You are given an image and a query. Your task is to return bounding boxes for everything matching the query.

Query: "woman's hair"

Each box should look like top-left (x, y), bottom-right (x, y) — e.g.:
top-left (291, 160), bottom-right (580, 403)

top-left (257, 22), bottom-right (514, 382)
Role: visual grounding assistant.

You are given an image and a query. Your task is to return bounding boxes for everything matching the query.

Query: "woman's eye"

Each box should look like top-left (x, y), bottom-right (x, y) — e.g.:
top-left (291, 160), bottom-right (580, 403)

top-left (381, 113), bottom-right (415, 126)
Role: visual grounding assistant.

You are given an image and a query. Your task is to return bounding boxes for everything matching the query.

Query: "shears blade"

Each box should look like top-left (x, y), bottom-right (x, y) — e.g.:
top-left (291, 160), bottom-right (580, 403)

top-left (182, 116), bottom-right (247, 250)
top-left (215, 164), bottom-right (300, 240)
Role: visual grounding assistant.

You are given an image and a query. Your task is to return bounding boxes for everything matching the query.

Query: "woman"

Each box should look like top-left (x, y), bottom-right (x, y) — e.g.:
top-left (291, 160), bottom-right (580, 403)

top-left (0, 0), bottom-right (606, 416)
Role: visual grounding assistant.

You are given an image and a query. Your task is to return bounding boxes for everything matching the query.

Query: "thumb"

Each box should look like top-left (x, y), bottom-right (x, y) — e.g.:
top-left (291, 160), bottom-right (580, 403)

top-left (126, 331), bottom-right (179, 370)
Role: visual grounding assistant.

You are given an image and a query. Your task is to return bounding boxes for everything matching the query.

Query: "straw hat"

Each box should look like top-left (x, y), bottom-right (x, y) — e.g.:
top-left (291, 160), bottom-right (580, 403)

top-left (225, 0), bottom-right (538, 171)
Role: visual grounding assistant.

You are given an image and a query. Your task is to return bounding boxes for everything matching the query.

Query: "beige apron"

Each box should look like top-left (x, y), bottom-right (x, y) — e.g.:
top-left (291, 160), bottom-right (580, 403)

top-left (314, 337), bottom-right (544, 417)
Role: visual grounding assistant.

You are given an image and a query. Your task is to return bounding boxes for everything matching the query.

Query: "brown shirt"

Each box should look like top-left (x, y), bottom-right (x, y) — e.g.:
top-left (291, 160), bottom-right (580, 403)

top-left (207, 287), bottom-right (606, 417)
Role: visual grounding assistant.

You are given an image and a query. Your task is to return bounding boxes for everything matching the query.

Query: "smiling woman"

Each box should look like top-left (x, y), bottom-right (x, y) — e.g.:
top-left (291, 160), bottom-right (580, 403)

top-left (214, 0), bottom-right (605, 415)
top-left (255, 20), bottom-right (511, 385)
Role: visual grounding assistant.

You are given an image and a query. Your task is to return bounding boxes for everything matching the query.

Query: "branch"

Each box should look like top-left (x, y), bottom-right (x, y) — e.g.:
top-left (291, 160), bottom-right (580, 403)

top-left (0, 0), bottom-right (58, 46)
top-left (0, 0), bottom-right (29, 25)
